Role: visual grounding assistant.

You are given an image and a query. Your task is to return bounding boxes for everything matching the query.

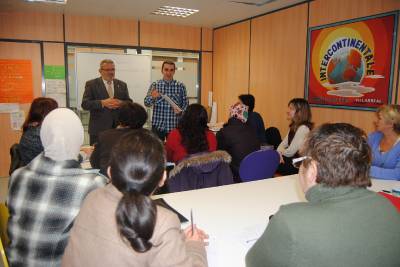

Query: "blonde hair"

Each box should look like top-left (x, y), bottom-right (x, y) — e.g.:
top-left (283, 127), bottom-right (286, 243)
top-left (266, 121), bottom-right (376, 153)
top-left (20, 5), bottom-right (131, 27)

top-left (377, 104), bottom-right (400, 134)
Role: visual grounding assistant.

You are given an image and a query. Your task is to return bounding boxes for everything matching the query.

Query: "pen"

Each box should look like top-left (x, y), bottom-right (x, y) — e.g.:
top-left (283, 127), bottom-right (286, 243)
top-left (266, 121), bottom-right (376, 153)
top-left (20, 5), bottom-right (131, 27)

top-left (190, 209), bottom-right (194, 236)
top-left (382, 190), bottom-right (391, 193)
top-left (246, 238), bottom-right (258, 243)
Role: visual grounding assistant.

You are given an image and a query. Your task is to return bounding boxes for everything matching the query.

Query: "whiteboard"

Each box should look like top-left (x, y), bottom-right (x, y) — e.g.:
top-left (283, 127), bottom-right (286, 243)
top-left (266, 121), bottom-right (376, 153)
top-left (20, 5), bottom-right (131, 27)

top-left (75, 52), bottom-right (151, 110)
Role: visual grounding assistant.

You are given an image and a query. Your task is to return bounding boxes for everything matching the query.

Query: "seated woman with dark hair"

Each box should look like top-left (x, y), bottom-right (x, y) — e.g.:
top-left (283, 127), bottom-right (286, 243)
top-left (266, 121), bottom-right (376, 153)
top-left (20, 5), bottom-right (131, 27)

top-left (90, 102), bottom-right (148, 175)
top-left (246, 123), bottom-right (400, 267)
top-left (62, 129), bottom-right (208, 266)
top-left (166, 103), bottom-right (217, 163)
top-left (239, 94), bottom-right (266, 143)
top-left (19, 97), bottom-right (58, 165)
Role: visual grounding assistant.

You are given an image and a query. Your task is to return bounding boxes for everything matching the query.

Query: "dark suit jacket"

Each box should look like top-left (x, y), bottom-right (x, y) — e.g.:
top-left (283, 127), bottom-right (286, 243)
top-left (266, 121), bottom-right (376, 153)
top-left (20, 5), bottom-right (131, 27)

top-left (217, 118), bottom-right (260, 180)
top-left (81, 77), bottom-right (132, 135)
top-left (90, 128), bottom-right (132, 176)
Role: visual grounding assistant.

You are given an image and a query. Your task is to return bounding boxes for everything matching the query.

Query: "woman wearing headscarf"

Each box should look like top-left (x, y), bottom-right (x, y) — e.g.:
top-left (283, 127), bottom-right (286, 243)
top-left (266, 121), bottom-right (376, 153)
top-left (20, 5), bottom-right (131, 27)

top-left (217, 102), bottom-right (260, 181)
top-left (7, 108), bottom-right (107, 267)
top-left (368, 104), bottom-right (400, 180)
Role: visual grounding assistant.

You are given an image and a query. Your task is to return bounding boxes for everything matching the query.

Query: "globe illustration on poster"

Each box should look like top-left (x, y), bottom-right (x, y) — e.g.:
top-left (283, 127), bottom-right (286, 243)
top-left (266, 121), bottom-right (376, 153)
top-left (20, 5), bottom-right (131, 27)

top-left (306, 13), bottom-right (397, 109)
top-left (327, 48), bottom-right (364, 84)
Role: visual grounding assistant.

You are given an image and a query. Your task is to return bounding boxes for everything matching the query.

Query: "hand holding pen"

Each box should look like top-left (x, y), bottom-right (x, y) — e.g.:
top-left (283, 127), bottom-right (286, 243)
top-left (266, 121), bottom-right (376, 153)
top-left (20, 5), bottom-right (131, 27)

top-left (184, 225), bottom-right (208, 243)
top-left (184, 210), bottom-right (208, 243)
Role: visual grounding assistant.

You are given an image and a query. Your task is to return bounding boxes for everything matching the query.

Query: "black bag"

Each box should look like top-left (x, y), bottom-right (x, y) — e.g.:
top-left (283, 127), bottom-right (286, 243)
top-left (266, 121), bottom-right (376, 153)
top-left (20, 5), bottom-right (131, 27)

top-left (265, 127), bottom-right (282, 150)
top-left (9, 143), bottom-right (23, 176)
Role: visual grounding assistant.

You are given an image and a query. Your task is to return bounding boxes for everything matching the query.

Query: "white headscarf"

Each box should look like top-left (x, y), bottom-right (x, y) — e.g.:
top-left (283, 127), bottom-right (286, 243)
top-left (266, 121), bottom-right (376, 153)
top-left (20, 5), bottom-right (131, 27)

top-left (40, 108), bottom-right (84, 161)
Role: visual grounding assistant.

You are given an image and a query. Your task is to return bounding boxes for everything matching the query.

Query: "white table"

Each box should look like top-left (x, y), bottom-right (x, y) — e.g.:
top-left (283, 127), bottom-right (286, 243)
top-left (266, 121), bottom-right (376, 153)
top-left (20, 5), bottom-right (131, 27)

top-left (158, 175), bottom-right (400, 267)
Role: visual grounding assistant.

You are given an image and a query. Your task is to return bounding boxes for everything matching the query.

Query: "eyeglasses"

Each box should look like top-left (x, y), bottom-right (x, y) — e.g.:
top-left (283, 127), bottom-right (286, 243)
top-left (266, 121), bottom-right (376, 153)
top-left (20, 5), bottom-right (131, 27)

top-left (292, 156), bottom-right (311, 168)
top-left (101, 68), bottom-right (115, 72)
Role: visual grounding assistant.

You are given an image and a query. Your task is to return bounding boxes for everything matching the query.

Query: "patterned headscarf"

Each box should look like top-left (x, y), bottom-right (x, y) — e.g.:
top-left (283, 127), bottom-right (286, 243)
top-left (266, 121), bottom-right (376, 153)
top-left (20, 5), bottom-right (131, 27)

top-left (229, 102), bottom-right (249, 123)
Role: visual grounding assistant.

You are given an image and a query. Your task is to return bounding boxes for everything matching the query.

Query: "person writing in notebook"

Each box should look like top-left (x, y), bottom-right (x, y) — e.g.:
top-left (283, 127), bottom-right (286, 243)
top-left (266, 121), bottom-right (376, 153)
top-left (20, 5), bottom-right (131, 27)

top-left (144, 60), bottom-right (189, 140)
top-left (82, 59), bottom-right (132, 145)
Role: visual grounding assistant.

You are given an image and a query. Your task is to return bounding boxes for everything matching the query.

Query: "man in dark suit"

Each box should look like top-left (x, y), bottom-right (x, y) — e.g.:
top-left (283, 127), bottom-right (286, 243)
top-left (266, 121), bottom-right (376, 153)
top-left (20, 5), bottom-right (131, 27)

top-left (90, 102), bottom-right (147, 176)
top-left (81, 59), bottom-right (132, 145)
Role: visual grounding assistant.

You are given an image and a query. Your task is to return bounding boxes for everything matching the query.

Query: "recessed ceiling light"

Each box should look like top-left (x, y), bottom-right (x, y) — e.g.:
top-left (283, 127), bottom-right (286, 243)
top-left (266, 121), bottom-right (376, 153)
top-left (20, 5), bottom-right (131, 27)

top-left (24, 0), bottom-right (67, 4)
top-left (151, 6), bottom-right (199, 18)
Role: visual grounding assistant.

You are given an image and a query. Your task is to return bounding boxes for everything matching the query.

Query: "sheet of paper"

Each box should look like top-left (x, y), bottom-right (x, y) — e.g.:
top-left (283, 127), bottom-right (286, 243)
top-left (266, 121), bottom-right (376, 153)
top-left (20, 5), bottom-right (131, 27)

top-left (0, 103), bottom-right (20, 113)
top-left (161, 94), bottom-right (182, 112)
top-left (10, 110), bottom-right (25, 131)
top-left (45, 79), bottom-right (66, 107)
top-left (204, 224), bottom-right (267, 267)
top-left (235, 224), bottom-right (266, 250)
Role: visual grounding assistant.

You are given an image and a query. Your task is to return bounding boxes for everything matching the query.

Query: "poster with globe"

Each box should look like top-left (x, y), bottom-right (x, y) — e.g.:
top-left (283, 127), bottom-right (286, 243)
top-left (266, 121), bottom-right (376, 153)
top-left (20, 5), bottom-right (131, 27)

top-left (306, 12), bottom-right (398, 110)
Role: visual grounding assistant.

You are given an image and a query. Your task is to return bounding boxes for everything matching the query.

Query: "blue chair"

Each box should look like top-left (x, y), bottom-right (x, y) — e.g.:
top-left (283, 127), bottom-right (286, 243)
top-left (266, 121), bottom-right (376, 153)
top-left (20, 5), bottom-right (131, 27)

top-left (239, 149), bottom-right (280, 182)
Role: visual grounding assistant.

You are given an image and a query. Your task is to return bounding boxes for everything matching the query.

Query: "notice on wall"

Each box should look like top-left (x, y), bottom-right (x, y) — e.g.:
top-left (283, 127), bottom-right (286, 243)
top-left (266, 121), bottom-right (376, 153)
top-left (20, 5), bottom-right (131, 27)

top-left (10, 110), bottom-right (25, 131)
top-left (45, 79), bottom-right (66, 107)
top-left (44, 65), bottom-right (66, 107)
top-left (0, 103), bottom-right (19, 113)
top-left (0, 59), bottom-right (34, 103)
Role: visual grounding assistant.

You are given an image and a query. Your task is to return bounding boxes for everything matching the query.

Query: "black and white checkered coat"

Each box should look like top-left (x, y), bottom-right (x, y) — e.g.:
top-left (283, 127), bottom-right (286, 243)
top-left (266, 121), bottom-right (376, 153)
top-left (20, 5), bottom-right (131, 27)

top-left (6, 153), bottom-right (107, 267)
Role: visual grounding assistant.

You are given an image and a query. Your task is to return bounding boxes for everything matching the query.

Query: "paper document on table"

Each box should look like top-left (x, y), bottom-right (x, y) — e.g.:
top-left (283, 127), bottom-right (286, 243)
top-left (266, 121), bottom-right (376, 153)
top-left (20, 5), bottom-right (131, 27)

top-left (161, 94), bottom-right (182, 112)
top-left (205, 224), bottom-right (267, 267)
top-left (236, 224), bottom-right (266, 249)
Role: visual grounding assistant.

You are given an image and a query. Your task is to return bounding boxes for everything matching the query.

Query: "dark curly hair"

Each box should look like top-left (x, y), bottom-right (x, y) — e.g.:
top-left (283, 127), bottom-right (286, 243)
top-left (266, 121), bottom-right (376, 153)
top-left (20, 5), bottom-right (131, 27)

top-left (117, 102), bottom-right (148, 129)
top-left (178, 104), bottom-right (209, 154)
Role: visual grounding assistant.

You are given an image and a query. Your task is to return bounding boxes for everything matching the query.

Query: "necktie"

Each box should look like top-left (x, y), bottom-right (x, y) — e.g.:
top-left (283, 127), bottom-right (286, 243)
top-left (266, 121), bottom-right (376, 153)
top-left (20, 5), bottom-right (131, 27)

top-left (106, 81), bottom-right (113, 98)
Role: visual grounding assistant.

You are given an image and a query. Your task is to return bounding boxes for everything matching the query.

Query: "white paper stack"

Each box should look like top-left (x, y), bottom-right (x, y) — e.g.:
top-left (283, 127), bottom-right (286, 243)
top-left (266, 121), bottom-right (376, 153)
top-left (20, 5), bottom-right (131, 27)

top-left (210, 101), bottom-right (217, 124)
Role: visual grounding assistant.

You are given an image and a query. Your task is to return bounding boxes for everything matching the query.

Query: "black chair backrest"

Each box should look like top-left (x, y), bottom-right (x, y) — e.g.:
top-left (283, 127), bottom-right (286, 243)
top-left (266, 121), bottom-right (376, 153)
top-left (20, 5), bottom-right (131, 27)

top-left (9, 143), bottom-right (23, 176)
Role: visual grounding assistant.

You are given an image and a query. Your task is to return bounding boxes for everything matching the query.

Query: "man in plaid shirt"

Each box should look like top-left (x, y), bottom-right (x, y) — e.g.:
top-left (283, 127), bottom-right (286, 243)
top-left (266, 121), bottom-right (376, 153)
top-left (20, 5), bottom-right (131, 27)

top-left (144, 60), bottom-right (189, 140)
top-left (6, 108), bottom-right (107, 267)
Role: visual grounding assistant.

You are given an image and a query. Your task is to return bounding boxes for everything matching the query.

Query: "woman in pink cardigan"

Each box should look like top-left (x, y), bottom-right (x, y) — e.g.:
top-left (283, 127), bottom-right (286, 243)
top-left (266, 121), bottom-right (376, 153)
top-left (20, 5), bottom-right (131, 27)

top-left (62, 129), bottom-right (208, 267)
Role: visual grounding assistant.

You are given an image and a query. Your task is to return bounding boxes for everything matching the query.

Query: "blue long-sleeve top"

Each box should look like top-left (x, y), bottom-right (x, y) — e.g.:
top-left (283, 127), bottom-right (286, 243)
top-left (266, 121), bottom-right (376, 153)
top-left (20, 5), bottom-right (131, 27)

top-left (368, 131), bottom-right (400, 180)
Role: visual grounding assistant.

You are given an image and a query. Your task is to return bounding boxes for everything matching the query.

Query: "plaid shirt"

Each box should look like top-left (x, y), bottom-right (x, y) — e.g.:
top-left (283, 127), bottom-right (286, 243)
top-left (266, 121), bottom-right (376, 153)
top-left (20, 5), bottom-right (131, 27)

top-left (144, 79), bottom-right (189, 133)
top-left (7, 153), bottom-right (107, 267)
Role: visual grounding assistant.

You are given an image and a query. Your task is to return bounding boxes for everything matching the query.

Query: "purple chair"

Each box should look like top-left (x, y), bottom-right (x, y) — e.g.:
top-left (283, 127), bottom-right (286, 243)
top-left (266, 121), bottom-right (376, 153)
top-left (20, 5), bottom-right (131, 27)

top-left (239, 149), bottom-right (280, 182)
